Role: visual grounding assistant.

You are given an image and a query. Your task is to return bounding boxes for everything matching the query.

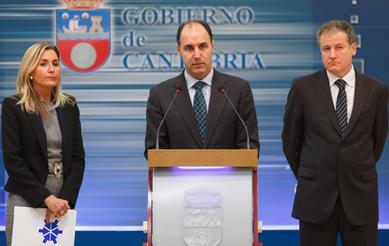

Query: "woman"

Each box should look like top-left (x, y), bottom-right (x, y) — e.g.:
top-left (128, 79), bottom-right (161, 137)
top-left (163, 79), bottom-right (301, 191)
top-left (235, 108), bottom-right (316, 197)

top-left (1, 42), bottom-right (85, 246)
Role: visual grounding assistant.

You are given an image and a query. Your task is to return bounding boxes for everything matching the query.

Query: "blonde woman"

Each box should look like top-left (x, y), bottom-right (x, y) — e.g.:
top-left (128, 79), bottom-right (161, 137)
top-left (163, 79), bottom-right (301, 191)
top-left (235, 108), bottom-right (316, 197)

top-left (1, 43), bottom-right (85, 246)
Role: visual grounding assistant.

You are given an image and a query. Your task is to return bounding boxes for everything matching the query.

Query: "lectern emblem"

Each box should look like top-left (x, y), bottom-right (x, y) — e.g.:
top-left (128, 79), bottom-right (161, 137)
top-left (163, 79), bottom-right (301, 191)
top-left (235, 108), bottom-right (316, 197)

top-left (183, 186), bottom-right (223, 246)
top-left (56, 0), bottom-right (111, 72)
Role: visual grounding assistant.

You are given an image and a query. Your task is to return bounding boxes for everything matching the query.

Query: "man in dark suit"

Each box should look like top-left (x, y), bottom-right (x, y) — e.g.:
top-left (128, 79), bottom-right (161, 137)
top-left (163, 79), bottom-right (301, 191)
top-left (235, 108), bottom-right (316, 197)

top-left (282, 20), bottom-right (388, 246)
top-left (145, 20), bottom-right (259, 154)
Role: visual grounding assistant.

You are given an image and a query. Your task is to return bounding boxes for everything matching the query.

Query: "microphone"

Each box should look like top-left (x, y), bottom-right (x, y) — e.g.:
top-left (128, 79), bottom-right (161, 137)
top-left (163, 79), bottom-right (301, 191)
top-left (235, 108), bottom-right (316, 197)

top-left (156, 87), bottom-right (182, 149)
top-left (218, 86), bottom-right (250, 149)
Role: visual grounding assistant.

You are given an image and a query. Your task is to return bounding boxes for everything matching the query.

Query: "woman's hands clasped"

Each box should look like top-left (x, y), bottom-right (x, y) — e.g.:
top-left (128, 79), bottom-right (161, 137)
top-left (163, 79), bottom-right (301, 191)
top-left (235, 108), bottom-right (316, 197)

top-left (44, 195), bottom-right (70, 223)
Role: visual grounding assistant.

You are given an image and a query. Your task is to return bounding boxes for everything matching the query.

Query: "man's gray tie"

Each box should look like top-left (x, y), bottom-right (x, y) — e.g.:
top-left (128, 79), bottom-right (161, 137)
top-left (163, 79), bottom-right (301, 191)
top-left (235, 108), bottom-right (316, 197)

top-left (193, 81), bottom-right (207, 143)
top-left (335, 79), bottom-right (348, 136)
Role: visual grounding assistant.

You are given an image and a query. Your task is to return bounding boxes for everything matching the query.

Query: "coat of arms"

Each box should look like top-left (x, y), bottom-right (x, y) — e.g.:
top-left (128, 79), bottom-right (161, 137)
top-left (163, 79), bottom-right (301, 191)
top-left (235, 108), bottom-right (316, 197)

top-left (183, 186), bottom-right (223, 246)
top-left (56, 0), bottom-right (110, 72)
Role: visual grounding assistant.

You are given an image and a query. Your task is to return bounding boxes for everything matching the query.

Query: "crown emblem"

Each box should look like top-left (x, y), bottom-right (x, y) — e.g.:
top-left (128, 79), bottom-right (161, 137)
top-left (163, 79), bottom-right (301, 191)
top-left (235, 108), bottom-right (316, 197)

top-left (184, 187), bottom-right (222, 208)
top-left (60, 0), bottom-right (107, 10)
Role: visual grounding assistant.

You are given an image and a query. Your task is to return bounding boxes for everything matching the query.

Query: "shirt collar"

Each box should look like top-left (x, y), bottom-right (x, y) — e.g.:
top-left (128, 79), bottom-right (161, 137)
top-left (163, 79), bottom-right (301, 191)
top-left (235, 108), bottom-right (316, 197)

top-left (185, 68), bottom-right (214, 89)
top-left (327, 65), bottom-right (355, 88)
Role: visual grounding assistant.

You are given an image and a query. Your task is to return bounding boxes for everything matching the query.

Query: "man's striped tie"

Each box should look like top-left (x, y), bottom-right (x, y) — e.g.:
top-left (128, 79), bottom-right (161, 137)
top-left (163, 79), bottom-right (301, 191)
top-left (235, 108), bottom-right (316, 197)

top-left (335, 79), bottom-right (348, 136)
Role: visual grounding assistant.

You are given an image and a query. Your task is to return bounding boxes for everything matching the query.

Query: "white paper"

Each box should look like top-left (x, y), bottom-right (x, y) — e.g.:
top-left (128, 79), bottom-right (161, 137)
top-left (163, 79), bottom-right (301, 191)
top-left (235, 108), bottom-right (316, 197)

top-left (12, 206), bottom-right (77, 246)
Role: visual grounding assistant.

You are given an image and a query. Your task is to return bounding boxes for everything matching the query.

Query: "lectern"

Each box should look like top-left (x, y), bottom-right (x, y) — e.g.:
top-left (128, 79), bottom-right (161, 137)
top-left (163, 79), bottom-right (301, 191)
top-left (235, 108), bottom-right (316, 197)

top-left (144, 149), bottom-right (259, 246)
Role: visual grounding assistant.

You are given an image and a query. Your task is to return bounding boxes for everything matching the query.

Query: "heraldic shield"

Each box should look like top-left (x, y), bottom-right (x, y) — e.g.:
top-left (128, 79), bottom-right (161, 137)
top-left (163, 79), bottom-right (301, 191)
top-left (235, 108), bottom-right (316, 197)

top-left (56, 7), bottom-right (110, 72)
top-left (183, 186), bottom-right (223, 246)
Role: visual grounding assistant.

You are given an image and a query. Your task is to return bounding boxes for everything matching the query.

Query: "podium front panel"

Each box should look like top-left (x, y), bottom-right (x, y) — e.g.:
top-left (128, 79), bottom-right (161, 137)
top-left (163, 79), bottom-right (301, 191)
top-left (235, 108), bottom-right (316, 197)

top-left (152, 167), bottom-right (253, 246)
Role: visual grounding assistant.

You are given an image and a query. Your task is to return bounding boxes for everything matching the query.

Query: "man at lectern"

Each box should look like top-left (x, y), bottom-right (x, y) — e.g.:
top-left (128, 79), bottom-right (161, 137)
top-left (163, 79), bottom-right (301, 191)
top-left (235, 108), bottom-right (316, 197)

top-left (282, 20), bottom-right (388, 246)
top-left (145, 20), bottom-right (259, 156)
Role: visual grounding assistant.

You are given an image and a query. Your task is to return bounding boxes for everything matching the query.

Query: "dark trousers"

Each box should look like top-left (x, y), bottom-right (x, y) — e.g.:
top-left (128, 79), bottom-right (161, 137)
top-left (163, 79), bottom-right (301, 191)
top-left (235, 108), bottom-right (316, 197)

top-left (299, 197), bottom-right (377, 246)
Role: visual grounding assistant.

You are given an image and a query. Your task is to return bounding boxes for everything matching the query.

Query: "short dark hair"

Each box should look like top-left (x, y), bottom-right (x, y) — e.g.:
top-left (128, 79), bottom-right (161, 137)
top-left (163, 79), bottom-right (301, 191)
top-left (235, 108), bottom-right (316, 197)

top-left (317, 20), bottom-right (357, 45)
top-left (176, 20), bottom-right (213, 45)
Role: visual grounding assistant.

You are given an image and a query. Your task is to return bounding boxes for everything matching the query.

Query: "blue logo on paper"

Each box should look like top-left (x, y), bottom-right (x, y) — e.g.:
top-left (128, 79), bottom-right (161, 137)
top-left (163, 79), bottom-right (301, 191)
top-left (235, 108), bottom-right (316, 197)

top-left (38, 220), bottom-right (63, 244)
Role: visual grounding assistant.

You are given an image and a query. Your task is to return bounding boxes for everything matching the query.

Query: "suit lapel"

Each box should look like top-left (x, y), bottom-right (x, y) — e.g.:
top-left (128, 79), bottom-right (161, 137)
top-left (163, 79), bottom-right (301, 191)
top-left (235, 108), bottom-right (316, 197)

top-left (173, 73), bottom-right (202, 147)
top-left (204, 71), bottom-right (226, 147)
top-left (314, 70), bottom-right (340, 134)
top-left (27, 113), bottom-right (47, 157)
top-left (342, 72), bottom-right (369, 139)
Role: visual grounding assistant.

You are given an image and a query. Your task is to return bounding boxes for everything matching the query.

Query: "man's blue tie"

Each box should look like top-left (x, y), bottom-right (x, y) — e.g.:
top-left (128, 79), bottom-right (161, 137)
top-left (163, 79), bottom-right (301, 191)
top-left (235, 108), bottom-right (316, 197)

top-left (193, 81), bottom-right (207, 143)
top-left (335, 79), bottom-right (348, 136)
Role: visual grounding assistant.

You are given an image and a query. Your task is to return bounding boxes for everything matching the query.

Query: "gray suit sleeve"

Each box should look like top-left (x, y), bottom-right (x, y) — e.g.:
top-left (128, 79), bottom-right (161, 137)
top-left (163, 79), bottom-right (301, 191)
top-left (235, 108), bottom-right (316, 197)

top-left (237, 81), bottom-right (259, 150)
top-left (372, 85), bottom-right (388, 162)
top-left (144, 87), bottom-right (169, 159)
top-left (282, 79), bottom-right (304, 178)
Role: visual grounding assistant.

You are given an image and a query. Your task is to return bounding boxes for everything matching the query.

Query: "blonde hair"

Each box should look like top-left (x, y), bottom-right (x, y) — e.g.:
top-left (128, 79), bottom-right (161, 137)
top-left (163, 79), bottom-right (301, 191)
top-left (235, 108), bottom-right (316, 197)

top-left (15, 42), bottom-right (74, 116)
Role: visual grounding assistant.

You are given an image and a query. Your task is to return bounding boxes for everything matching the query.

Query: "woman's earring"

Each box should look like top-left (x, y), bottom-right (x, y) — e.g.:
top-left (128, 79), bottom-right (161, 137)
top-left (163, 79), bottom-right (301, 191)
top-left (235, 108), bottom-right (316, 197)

top-left (29, 76), bottom-right (33, 81)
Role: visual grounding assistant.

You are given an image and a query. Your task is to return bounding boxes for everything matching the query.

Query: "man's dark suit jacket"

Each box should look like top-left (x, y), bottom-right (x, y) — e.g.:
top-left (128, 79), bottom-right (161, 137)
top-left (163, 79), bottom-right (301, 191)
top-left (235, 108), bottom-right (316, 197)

top-left (145, 69), bottom-right (259, 155)
top-left (282, 70), bottom-right (388, 225)
top-left (1, 96), bottom-right (85, 208)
